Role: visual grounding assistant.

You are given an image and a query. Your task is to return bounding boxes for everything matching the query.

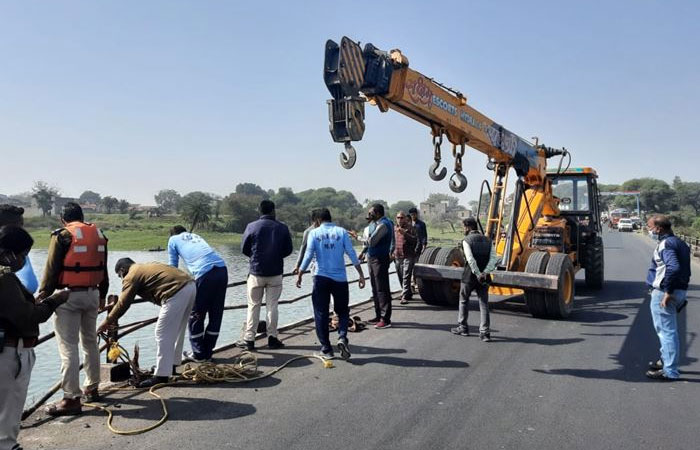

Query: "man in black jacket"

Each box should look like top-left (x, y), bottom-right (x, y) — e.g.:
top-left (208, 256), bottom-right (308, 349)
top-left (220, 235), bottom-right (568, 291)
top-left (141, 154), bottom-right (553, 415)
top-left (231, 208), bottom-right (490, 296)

top-left (236, 200), bottom-right (293, 351)
top-left (451, 218), bottom-right (499, 342)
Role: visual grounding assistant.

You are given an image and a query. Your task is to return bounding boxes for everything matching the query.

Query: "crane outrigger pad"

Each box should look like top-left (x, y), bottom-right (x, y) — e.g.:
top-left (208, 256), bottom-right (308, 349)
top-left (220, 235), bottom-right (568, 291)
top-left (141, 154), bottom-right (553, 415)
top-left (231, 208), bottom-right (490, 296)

top-left (413, 263), bottom-right (559, 292)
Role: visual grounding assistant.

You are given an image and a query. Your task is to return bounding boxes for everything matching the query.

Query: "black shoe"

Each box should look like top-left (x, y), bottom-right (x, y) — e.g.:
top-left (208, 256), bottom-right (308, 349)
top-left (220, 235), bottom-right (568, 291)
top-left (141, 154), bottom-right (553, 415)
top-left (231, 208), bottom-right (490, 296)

top-left (268, 336), bottom-right (285, 349)
top-left (645, 369), bottom-right (677, 381)
top-left (480, 332), bottom-right (491, 342)
top-left (235, 339), bottom-right (255, 351)
top-left (137, 376), bottom-right (169, 388)
top-left (648, 359), bottom-right (663, 371)
top-left (368, 317), bottom-right (381, 324)
top-left (451, 326), bottom-right (469, 336)
top-left (337, 339), bottom-right (351, 360)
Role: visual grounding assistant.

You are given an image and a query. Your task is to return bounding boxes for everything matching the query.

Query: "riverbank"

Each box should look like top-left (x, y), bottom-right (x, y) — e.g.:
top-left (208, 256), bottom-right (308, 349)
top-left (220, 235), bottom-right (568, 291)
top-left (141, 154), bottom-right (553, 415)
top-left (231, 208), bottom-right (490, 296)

top-left (24, 213), bottom-right (464, 251)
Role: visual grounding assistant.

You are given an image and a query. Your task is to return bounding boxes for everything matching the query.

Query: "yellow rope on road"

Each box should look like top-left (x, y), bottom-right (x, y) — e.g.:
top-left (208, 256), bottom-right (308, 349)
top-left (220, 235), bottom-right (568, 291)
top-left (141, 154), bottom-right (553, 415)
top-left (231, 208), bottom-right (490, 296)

top-left (86, 351), bottom-right (335, 435)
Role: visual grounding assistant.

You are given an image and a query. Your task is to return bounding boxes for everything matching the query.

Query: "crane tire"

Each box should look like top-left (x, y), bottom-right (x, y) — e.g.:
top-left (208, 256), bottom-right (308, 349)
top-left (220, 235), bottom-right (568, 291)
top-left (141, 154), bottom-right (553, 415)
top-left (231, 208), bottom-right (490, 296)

top-left (584, 236), bottom-right (604, 290)
top-left (524, 251), bottom-right (550, 318)
top-left (415, 247), bottom-right (441, 305)
top-left (544, 253), bottom-right (575, 319)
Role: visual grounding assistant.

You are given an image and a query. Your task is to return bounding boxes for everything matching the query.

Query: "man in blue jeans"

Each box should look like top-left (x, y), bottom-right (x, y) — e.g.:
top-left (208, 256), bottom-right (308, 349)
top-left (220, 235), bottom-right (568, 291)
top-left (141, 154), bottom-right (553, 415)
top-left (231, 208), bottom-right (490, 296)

top-left (296, 208), bottom-right (365, 359)
top-left (645, 214), bottom-right (691, 381)
top-left (168, 225), bottom-right (228, 362)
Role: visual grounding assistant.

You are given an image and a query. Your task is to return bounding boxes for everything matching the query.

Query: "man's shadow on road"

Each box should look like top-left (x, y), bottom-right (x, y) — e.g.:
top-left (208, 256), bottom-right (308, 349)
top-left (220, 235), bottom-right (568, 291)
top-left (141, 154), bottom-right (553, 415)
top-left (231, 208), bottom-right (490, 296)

top-left (533, 285), bottom-right (700, 383)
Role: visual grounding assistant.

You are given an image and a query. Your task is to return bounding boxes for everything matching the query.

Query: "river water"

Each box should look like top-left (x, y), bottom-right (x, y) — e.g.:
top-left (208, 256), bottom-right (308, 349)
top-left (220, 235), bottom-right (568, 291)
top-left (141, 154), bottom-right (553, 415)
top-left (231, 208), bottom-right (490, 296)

top-left (25, 246), bottom-right (398, 408)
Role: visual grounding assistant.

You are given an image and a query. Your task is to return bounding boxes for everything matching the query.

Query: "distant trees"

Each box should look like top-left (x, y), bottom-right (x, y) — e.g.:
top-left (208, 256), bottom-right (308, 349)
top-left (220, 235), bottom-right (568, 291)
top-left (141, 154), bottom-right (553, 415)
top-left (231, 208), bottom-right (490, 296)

top-left (101, 196), bottom-right (119, 214)
top-left (118, 199), bottom-right (130, 214)
top-left (154, 189), bottom-right (182, 213)
top-left (235, 183), bottom-right (269, 198)
top-left (79, 190), bottom-right (101, 205)
top-left (32, 181), bottom-right (59, 216)
top-left (388, 200), bottom-right (417, 219)
top-left (673, 177), bottom-right (700, 215)
top-left (179, 191), bottom-right (213, 231)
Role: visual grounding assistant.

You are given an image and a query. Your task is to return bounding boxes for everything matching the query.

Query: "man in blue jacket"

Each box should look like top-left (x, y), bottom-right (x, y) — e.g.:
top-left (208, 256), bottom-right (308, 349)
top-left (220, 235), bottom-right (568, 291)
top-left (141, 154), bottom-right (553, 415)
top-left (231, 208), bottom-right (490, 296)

top-left (645, 215), bottom-right (691, 381)
top-left (236, 200), bottom-right (293, 351)
top-left (168, 225), bottom-right (228, 362)
top-left (296, 208), bottom-right (365, 359)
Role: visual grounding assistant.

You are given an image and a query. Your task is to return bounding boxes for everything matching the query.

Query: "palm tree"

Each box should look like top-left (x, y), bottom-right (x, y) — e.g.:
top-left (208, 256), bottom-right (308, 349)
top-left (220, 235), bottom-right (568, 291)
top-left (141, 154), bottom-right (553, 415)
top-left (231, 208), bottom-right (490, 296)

top-left (179, 192), bottom-right (212, 231)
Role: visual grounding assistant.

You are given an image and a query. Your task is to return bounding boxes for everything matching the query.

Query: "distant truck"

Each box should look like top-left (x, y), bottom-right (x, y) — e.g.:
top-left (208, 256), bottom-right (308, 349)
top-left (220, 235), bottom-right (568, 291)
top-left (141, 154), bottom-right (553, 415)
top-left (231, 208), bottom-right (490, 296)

top-left (609, 208), bottom-right (630, 229)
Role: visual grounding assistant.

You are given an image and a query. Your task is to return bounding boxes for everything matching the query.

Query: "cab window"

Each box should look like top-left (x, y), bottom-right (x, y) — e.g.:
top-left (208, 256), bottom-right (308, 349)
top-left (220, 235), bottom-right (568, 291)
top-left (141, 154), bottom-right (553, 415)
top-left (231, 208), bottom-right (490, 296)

top-left (552, 177), bottom-right (590, 211)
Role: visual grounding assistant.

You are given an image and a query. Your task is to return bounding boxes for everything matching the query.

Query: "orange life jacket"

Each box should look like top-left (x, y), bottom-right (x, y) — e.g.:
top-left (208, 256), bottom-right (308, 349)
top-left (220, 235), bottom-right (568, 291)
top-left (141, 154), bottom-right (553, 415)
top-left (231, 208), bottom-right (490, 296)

top-left (58, 222), bottom-right (107, 287)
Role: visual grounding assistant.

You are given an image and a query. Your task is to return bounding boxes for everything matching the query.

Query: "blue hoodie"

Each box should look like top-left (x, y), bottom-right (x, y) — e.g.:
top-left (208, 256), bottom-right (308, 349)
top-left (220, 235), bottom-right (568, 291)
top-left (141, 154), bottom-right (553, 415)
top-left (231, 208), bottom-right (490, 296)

top-left (646, 233), bottom-right (691, 293)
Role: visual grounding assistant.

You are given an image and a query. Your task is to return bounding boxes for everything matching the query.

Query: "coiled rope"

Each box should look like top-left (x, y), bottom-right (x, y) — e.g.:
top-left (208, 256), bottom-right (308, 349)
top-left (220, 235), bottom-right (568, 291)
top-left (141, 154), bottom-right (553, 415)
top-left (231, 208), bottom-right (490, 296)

top-left (85, 349), bottom-right (335, 435)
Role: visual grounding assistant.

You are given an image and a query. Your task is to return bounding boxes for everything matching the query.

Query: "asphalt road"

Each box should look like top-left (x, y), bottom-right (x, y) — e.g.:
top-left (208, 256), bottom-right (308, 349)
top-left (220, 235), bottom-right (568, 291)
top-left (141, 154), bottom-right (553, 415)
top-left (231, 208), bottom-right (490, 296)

top-left (20, 229), bottom-right (699, 450)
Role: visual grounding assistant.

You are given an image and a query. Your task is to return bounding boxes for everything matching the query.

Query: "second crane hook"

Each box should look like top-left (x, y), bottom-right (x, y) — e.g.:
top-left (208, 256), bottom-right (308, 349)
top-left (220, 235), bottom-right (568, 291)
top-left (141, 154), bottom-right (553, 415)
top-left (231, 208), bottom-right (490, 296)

top-left (449, 172), bottom-right (468, 193)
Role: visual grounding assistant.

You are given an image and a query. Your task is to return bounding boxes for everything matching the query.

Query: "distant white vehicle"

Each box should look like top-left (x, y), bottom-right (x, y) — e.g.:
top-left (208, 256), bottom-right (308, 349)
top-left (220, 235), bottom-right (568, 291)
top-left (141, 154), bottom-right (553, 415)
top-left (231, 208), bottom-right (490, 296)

top-left (618, 218), bottom-right (634, 232)
top-left (630, 216), bottom-right (642, 230)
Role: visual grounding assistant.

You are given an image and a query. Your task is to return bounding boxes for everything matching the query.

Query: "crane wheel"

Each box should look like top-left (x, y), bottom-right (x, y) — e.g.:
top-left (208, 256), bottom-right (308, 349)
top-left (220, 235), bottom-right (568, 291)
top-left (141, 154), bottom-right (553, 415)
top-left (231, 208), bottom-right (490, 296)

top-left (524, 251), bottom-right (550, 318)
top-left (431, 247), bottom-right (465, 307)
top-left (415, 247), bottom-right (441, 305)
top-left (584, 236), bottom-right (604, 290)
top-left (417, 246), bottom-right (464, 307)
top-left (544, 253), bottom-right (575, 319)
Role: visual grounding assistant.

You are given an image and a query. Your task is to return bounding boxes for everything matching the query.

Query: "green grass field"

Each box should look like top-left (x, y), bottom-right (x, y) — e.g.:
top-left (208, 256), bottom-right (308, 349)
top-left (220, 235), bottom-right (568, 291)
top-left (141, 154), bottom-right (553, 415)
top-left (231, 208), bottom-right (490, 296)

top-left (24, 214), bottom-right (464, 251)
top-left (24, 214), bottom-right (246, 251)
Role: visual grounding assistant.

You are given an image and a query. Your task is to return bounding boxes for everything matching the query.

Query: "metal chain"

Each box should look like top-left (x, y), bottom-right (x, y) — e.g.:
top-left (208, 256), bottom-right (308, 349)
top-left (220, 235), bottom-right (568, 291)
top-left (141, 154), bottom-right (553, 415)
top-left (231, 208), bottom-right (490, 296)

top-left (432, 133), bottom-right (443, 163)
top-left (453, 142), bottom-right (465, 173)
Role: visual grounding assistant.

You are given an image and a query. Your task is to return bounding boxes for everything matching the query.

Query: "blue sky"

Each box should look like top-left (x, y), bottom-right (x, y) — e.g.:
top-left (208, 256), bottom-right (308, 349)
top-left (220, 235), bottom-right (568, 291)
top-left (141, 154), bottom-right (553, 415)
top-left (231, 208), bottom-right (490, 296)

top-left (1, 1), bottom-right (698, 206)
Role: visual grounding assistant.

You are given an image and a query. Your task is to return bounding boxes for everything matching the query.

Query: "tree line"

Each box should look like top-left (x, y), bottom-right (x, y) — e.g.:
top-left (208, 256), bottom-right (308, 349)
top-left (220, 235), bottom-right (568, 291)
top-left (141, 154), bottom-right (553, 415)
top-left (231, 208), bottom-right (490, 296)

top-left (600, 176), bottom-right (700, 236)
top-left (156, 183), bottom-right (424, 233)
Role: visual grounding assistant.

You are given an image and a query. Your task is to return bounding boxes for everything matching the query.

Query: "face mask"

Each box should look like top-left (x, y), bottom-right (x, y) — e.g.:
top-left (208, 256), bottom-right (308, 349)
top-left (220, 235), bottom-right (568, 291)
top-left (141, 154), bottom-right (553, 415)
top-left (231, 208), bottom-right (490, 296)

top-left (648, 231), bottom-right (659, 241)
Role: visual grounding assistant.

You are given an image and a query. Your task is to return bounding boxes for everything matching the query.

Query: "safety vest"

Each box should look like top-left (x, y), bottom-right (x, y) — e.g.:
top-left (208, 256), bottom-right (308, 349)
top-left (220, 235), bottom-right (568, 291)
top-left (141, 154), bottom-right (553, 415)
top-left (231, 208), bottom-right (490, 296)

top-left (58, 222), bottom-right (107, 287)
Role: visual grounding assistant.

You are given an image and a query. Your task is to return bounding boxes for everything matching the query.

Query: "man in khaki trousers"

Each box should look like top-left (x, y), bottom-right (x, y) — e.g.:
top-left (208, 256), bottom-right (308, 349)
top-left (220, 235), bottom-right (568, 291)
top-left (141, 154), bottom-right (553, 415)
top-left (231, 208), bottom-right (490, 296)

top-left (38, 203), bottom-right (108, 416)
top-left (235, 200), bottom-right (293, 351)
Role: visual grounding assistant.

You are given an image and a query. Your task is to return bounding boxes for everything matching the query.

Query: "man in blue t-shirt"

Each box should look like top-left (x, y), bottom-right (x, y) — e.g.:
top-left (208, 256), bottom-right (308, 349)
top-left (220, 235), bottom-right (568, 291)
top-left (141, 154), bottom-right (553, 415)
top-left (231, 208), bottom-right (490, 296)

top-left (168, 225), bottom-right (228, 362)
top-left (297, 208), bottom-right (365, 359)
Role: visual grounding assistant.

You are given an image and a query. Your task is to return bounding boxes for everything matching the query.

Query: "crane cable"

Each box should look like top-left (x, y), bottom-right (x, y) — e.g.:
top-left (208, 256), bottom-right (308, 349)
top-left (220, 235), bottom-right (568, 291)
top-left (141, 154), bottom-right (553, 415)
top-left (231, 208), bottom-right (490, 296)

top-left (84, 342), bottom-right (335, 436)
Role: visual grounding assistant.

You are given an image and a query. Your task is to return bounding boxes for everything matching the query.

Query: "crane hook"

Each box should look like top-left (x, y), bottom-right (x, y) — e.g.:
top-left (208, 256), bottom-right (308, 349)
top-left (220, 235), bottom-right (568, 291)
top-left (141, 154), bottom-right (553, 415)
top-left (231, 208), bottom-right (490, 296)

top-left (449, 172), bottom-right (468, 193)
top-left (428, 162), bottom-right (447, 181)
top-left (339, 142), bottom-right (357, 169)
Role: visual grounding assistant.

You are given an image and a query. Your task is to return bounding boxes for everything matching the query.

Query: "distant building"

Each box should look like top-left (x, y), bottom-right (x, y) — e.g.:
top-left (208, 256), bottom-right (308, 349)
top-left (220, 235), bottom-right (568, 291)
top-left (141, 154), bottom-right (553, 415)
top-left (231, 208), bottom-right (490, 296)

top-left (420, 201), bottom-right (447, 221)
top-left (80, 203), bottom-right (99, 214)
top-left (53, 197), bottom-right (79, 216)
top-left (455, 209), bottom-right (472, 220)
